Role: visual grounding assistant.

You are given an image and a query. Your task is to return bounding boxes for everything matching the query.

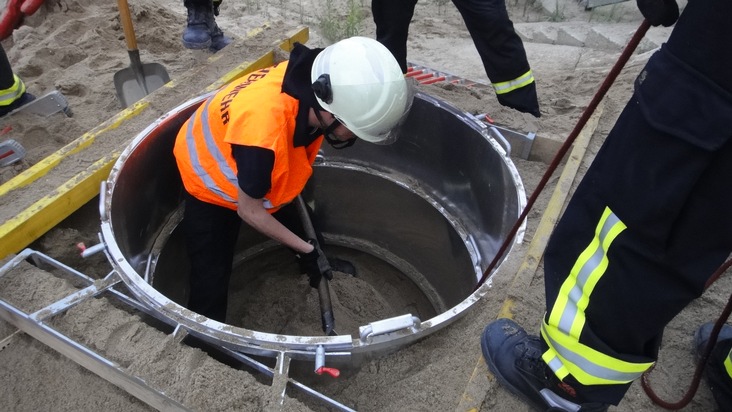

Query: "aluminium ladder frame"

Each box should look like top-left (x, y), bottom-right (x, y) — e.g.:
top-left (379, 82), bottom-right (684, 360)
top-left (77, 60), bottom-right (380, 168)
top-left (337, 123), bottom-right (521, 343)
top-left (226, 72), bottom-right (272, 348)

top-left (0, 248), bottom-right (355, 412)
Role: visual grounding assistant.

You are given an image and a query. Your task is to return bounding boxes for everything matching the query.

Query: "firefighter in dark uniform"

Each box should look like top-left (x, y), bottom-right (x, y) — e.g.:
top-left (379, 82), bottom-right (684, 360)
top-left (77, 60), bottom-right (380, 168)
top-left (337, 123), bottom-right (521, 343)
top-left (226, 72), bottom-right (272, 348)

top-left (371, 0), bottom-right (540, 118)
top-left (481, 0), bottom-right (732, 410)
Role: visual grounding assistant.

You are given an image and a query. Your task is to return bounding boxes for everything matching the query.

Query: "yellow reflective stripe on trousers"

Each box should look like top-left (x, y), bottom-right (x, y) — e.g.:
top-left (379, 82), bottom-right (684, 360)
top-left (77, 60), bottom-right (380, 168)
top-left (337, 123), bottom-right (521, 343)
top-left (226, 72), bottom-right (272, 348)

top-left (541, 206), bottom-right (654, 384)
top-left (0, 74), bottom-right (26, 106)
top-left (724, 349), bottom-right (732, 379)
top-left (492, 70), bottom-right (534, 95)
top-left (541, 322), bottom-right (652, 384)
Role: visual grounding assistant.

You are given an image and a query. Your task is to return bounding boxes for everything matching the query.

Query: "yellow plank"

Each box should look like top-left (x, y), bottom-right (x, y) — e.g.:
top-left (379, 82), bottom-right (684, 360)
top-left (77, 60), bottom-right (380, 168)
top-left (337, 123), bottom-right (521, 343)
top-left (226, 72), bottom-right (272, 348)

top-left (0, 155), bottom-right (115, 258)
top-left (0, 101), bottom-right (148, 197)
top-left (0, 28), bottom-right (309, 259)
top-left (454, 102), bottom-right (604, 412)
top-left (205, 26), bottom-right (310, 90)
top-left (0, 26), bottom-right (308, 198)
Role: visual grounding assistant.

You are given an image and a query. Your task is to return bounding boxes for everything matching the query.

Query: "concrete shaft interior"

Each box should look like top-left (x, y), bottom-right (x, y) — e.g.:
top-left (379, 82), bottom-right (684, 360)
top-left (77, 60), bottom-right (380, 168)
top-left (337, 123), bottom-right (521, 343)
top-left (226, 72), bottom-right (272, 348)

top-left (99, 92), bottom-right (526, 365)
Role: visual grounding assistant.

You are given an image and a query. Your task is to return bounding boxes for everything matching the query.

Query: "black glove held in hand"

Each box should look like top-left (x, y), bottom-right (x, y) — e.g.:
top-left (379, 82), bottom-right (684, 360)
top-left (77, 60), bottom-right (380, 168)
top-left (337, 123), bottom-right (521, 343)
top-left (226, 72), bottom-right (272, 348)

top-left (637, 0), bottom-right (679, 27)
top-left (298, 239), bottom-right (333, 288)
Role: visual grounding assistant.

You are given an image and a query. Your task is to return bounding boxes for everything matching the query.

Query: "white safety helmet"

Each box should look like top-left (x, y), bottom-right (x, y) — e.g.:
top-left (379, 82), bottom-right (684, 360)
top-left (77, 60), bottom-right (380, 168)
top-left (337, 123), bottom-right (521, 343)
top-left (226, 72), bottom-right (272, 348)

top-left (311, 36), bottom-right (412, 144)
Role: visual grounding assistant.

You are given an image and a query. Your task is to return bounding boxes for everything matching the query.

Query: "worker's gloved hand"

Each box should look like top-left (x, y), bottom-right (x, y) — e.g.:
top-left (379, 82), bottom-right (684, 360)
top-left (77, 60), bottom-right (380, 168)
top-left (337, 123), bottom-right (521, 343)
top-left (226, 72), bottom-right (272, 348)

top-left (636, 0), bottom-right (679, 27)
top-left (298, 239), bottom-right (333, 288)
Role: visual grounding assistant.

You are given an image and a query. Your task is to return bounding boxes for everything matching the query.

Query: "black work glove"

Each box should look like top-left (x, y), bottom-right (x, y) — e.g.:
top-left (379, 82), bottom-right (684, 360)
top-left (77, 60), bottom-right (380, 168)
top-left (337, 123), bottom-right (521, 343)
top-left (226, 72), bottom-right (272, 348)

top-left (298, 239), bottom-right (333, 288)
top-left (636, 0), bottom-right (679, 27)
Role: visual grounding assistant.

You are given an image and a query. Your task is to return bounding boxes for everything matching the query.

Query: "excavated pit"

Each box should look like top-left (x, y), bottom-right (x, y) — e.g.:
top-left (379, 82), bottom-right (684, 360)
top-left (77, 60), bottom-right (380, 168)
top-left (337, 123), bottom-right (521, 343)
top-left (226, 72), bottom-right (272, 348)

top-left (99, 92), bottom-right (526, 366)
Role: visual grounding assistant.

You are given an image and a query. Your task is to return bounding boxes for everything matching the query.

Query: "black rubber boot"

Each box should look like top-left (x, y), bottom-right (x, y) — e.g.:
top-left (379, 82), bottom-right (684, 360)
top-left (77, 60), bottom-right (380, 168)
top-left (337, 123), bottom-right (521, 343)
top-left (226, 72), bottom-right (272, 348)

top-left (209, 22), bottom-right (231, 52)
top-left (182, 6), bottom-right (214, 49)
top-left (695, 322), bottom-right (732, 411)
top-left (481, 318), bottom-right (609, 412)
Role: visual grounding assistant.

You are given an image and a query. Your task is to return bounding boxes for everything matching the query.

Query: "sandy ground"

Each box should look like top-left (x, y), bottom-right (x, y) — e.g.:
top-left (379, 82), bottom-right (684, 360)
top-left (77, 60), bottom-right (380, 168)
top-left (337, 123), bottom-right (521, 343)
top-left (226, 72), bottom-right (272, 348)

top-left (0, 0), bottom-right (728, 411)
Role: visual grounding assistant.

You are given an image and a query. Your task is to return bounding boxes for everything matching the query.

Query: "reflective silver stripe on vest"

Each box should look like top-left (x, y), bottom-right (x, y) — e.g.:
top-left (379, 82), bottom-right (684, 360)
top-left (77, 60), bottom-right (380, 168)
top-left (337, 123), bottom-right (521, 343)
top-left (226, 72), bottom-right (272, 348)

top-left (185, 98), bottom-right (237, 203)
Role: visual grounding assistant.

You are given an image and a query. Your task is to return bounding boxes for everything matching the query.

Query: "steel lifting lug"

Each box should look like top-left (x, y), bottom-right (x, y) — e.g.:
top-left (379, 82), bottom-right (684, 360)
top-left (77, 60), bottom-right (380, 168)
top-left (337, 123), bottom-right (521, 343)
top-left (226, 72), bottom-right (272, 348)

top-left (314, 345), bottom-right (340, 378)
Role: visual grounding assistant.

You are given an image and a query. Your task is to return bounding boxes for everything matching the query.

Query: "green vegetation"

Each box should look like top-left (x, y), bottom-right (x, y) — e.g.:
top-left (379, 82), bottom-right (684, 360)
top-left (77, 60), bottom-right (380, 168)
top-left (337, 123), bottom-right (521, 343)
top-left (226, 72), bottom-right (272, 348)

top-left (547, 0), bottom-right (566, 22)
top-left (588, 4), bottom-right (626, 23)
top-left (318, 0), bottom-right (365, 43)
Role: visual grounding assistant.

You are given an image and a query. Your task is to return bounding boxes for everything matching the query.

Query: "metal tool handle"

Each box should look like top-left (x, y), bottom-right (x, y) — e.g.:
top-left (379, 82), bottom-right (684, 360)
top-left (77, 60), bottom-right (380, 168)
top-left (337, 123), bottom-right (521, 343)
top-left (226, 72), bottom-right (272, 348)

top-left (359, 314), bottom-right (421, 342)
top-left (294, 195), bottom-right (337, 336)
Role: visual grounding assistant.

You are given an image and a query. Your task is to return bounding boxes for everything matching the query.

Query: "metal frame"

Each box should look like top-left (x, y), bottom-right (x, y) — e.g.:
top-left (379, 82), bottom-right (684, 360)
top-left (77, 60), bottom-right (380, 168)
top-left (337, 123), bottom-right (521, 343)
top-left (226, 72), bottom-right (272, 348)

top-left (0, 249), bottom-right (355, 411)
top-left (407, 63), bottom-right (536, 160)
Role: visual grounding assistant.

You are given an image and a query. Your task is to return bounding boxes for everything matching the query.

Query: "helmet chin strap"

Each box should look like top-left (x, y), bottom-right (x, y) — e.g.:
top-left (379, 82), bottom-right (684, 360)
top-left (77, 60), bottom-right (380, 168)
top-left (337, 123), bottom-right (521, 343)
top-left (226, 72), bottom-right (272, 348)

top-left (314, 110), bottom-right (357, 149)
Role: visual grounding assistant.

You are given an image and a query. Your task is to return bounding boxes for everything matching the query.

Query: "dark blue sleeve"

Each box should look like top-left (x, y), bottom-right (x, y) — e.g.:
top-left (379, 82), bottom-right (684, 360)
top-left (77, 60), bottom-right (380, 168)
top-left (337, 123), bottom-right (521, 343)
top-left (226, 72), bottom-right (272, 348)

top-left (231, 144), bottom-right (275, 199)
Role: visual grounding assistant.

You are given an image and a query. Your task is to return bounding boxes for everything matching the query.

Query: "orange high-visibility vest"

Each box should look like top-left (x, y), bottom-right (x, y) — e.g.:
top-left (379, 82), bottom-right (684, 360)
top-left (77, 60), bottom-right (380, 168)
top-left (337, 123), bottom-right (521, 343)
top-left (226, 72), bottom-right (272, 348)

top-left (174, 62), bottom-right (323, 212)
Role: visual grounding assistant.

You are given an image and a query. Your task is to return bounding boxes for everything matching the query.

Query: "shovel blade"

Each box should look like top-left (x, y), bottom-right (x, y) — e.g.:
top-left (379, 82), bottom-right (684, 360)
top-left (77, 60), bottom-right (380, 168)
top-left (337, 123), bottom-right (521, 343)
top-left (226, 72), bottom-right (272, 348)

top-left (114, 62), bottom-right (170, 108)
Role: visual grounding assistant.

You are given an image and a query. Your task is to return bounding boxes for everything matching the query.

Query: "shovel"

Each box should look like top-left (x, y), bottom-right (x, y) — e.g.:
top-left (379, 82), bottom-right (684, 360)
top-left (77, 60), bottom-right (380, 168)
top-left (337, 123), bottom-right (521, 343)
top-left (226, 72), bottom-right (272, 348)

top-left (113, 0), bottom-right (170, 107)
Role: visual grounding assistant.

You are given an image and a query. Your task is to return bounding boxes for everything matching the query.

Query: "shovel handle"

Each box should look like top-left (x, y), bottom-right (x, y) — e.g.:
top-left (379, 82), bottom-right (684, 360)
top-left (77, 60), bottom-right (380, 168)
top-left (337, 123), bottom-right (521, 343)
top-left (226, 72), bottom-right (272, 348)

top-left (295, 195), bottom-right (337, 336)
top-left (117, 0), bottom-right (138, 51)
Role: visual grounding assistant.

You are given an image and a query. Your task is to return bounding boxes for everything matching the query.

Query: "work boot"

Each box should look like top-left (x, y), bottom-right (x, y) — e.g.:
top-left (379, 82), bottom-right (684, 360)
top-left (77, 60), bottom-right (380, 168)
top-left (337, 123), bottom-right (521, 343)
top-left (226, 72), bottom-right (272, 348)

top-left (182, 6), bottom-right (214, 49)
top-left (209, 22), bottom-right (231, 53)
top-left (481, 318), bottom-right (609, 412)
top-left (694, 322), bottom-right (732, 411)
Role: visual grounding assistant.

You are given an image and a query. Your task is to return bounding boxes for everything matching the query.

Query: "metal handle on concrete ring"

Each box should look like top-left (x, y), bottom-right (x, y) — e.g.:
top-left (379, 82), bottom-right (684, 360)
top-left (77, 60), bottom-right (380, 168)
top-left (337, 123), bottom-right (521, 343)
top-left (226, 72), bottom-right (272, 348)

top-left (359, 314), bottom-right (421, 342)
top-left (472, 113), bottom-right (512, 156)
top-left (99, 181), bottom-right (108, 220)
top-left (488, 126), bottom-right (512, 156)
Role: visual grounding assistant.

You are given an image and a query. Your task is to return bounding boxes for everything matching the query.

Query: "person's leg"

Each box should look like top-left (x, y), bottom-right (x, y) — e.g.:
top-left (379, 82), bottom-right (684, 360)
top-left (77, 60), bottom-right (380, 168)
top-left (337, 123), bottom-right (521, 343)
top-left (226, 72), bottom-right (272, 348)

top-left (451, 0), bottom-right (539, 117)
top-left (483, 1), bottom-right (732, 407)
top-left (0, 45), bottom-right (14, 90)
top-left (183, 192), bottom-right (241, 322)
top-left (371, 0), bottom-right (418, 73)
top-left (0, 45), bottom-right (34, 117)
top-left (483, 76), bottom-right (732, 409)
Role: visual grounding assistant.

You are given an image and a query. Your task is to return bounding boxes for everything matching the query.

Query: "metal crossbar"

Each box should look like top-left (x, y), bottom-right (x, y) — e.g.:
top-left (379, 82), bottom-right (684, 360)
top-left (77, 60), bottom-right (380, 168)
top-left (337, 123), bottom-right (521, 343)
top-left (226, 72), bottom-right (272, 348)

top-left (0, 249), bottom-right (355, 411)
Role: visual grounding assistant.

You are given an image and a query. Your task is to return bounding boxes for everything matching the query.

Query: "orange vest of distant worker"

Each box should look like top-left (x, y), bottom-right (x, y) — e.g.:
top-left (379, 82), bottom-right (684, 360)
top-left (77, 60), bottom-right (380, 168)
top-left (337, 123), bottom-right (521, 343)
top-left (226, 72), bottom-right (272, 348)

top-left (174, 62), bottom-right (323, 212)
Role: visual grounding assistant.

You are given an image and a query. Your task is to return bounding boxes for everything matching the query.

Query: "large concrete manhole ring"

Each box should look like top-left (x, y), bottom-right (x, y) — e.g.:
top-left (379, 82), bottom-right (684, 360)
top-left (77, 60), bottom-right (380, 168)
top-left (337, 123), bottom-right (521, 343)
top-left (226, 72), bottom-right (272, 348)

top-left (100, 91), bottom-right (526, 365)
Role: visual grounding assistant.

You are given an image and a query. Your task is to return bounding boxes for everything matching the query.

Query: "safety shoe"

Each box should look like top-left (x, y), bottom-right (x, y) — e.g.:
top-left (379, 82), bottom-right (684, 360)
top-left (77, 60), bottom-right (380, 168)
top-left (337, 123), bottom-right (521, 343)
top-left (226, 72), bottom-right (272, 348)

top-left (182, 6), bottom-right (214, 49)
top-left (481, 318), bottom-right (609, 412)
top-left (209, 22), bottom-right (231, 53)
top-left (694, 322), bottom-right (732, 411)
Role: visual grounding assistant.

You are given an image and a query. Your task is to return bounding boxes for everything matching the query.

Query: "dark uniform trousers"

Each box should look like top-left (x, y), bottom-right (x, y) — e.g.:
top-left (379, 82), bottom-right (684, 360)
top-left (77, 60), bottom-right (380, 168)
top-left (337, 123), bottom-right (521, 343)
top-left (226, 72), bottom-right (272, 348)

top-left (182, 192), bottom-right (314, 323)
top-left (371, 0), bottom-right (539, 116)
top-left (542, 0), bottom-right (732, 404)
